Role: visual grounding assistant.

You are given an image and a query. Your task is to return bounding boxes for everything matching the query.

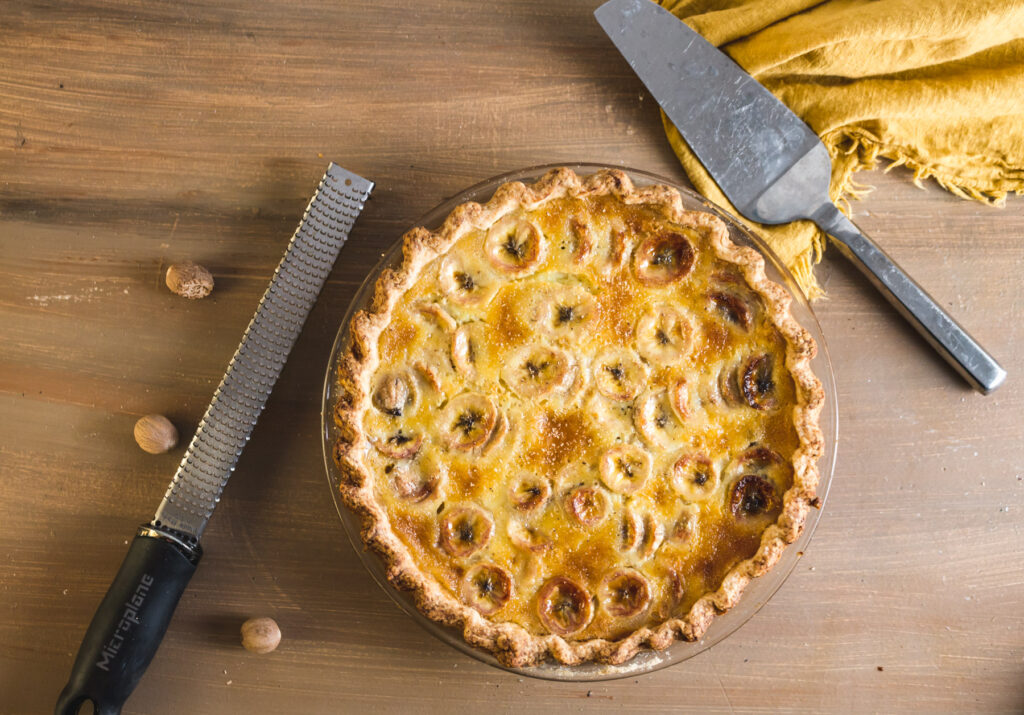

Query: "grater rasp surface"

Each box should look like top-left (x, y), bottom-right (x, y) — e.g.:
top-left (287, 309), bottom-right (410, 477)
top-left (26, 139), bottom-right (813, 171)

top-left (154, 164), bottom-right (373, 541)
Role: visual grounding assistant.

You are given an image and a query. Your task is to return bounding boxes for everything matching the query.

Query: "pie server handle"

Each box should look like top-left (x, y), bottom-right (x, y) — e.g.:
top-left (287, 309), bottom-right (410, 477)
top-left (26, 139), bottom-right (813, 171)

top-left (815, 203), bottom-right (1007, 394)
top-left (55, 526), bottom-right (200, 715)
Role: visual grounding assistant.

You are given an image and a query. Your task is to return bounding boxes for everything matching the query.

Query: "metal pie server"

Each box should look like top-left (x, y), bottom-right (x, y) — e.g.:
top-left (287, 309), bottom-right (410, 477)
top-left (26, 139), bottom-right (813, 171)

top-left (56, 164), bottom-right (373, 715)
top-left (596, 0), bottom-right (1006, 394)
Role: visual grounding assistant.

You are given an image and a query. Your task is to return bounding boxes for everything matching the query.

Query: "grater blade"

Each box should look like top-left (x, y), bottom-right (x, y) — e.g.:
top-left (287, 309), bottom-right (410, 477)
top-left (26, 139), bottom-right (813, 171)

top-left (153, 164), bottom-right (373, 542)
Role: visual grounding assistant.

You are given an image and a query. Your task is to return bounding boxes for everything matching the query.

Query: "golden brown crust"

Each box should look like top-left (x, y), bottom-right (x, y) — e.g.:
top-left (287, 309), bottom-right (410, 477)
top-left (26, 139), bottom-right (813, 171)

top-left (333, 168), bottom-right (825, 667)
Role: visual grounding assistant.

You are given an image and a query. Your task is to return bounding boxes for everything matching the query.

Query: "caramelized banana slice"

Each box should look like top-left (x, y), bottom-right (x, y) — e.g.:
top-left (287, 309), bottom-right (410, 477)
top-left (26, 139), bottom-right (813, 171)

top-left (633, 231), bottom-right (696, 285)
top-left (479, 408), bottom-right (510, 457)
top-left (537, 576), bottom-right (593, 636)
top-left (668, 375), bottom-right (695, 421)
top-left (451, 323), bottom-right (487, 380)
top-left (618, 508), bottom-right (643, 552)
top-left (599, 569), bottom-right (651, 618)
top-left (416, 302), bottom-right (457, 332)
top-left (392, 448), bottom-right (446, 503)
top-left (450, 326), bottom-right (475, 379)
top-left (371, 429), bottom-right (423, 460)
top-left (726, 445), bottom-right (789, 490)
top-left (412, 360), bottom-right (444, 393)
top-left (636, 512), bottom-right (664, 561)
top-left (706, 362), bottom-right (744, 407)
top-left (600, 226), bottom-right (632, 276)
top-left (728, 475), bottom-right (780, 520)
top-left (509, 474), bottom-right (552, 511)
top-left (708, 291), bottom-right (754, 332)
top-left (536, 285), bottom-right (597, 337)
top-left (462, 564), bottom-right (512, 616)
top-left (516, 552), bottom-right (543, 589)
top-left (667, 504), bottom-right (700, 546)
top-left (664, 568), bottom-right (687, 612)
top-left (501, 344), bottom-right (573, 398)
top-left (633, 388), bottom-right (687, 449)
top-left (439, 505), bottom-right (494, 557)
top-left (593, 348), bottom-right (648, 402)
top-left (635, 305), bottom-right (693, 366)
top-left (562, 363), bottom-right (586, 403)
top-left (568, 215), bottom-right (594, 264)
top-left (439, 393), bottom-right (498, 451)
top-left (617, 501), bottom-right (663, 561)
top-left (507, 519), bottom-right (550, 553)
top-left (372, 370), bottom-right (418, 417)
top-left (722, 364), bottom-right (744, 406)
top-left (439, 255), bottom-right (498, 308)
top-left (485, 217), bottom-right (545, 276)
top-left (564, 485), bottom-right (609, 528)
top-left (731, 445), bottom-right (783, 472)
top-left (671, 452), bottom-right (719, 502)
top-left (741, 354), bottom-right (779, 411)
top-left (599, 444), bottom-right (651, 494)
top-left (393, 468), bottom-right (440, 503)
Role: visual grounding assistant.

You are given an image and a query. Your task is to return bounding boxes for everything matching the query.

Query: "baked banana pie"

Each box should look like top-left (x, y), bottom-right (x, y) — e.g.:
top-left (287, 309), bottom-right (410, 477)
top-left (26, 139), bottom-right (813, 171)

top-left (333, 168), bottom-right (824, 666)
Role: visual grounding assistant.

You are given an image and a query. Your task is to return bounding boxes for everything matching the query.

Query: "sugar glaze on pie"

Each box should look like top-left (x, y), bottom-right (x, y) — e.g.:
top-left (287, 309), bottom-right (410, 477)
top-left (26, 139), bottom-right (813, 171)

top-left (334, 168), bottom-right (824, 667)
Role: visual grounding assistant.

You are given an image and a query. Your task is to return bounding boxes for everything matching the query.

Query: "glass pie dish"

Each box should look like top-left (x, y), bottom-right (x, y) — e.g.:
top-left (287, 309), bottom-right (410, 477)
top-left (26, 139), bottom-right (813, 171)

top-left (321, 163), bottom-right (838, 681)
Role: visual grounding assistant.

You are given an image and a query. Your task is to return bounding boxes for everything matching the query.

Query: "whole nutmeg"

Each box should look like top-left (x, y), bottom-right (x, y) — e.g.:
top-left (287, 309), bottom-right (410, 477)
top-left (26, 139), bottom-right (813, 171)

top-left (165, 261), bottom-right (214, 299)
top-left (133, 414), bottom-right (178, 454)
top-left (241, 617), bottom-right (281, 654)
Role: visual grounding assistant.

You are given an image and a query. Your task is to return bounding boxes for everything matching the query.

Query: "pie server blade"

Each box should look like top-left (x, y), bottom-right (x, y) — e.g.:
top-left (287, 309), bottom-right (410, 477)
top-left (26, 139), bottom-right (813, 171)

top-left (595, 0), bottom-right (1005, 394)
top-left (56, 164), bottom-right (374, 715)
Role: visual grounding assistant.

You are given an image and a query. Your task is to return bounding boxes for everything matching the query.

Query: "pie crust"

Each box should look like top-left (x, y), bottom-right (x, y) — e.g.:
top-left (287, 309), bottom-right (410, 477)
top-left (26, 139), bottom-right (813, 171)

top-left (333, 168), bottom-right (825, 667)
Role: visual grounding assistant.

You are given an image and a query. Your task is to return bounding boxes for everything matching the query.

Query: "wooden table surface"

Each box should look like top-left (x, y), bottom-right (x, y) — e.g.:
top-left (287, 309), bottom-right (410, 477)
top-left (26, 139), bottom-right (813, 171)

top-left (3, 1), bottom-right (1023, 712)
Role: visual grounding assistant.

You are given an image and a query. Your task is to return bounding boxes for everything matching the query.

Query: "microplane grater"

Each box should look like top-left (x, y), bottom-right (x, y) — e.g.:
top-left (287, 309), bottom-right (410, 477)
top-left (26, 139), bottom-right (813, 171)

top-left (57, 163), bottom-right (373, 715)
top-left (155, 163), bottom-right (374, 542)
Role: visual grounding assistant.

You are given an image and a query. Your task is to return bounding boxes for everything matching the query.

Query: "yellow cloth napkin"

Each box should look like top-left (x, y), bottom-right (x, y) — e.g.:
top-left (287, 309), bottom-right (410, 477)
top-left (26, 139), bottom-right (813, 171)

top-left (659, 0), bottom-right (1024, 298)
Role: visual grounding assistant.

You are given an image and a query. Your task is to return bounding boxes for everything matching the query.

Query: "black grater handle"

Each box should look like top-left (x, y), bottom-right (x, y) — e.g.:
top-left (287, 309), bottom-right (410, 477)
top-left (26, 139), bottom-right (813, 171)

top-left (55, 526), bottom-right (200, 715)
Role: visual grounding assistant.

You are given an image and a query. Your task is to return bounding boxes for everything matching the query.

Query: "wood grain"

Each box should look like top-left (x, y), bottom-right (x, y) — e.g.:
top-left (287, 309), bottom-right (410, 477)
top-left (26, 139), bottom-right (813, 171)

top-left (2, 1), bottom-right (1023, 712)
